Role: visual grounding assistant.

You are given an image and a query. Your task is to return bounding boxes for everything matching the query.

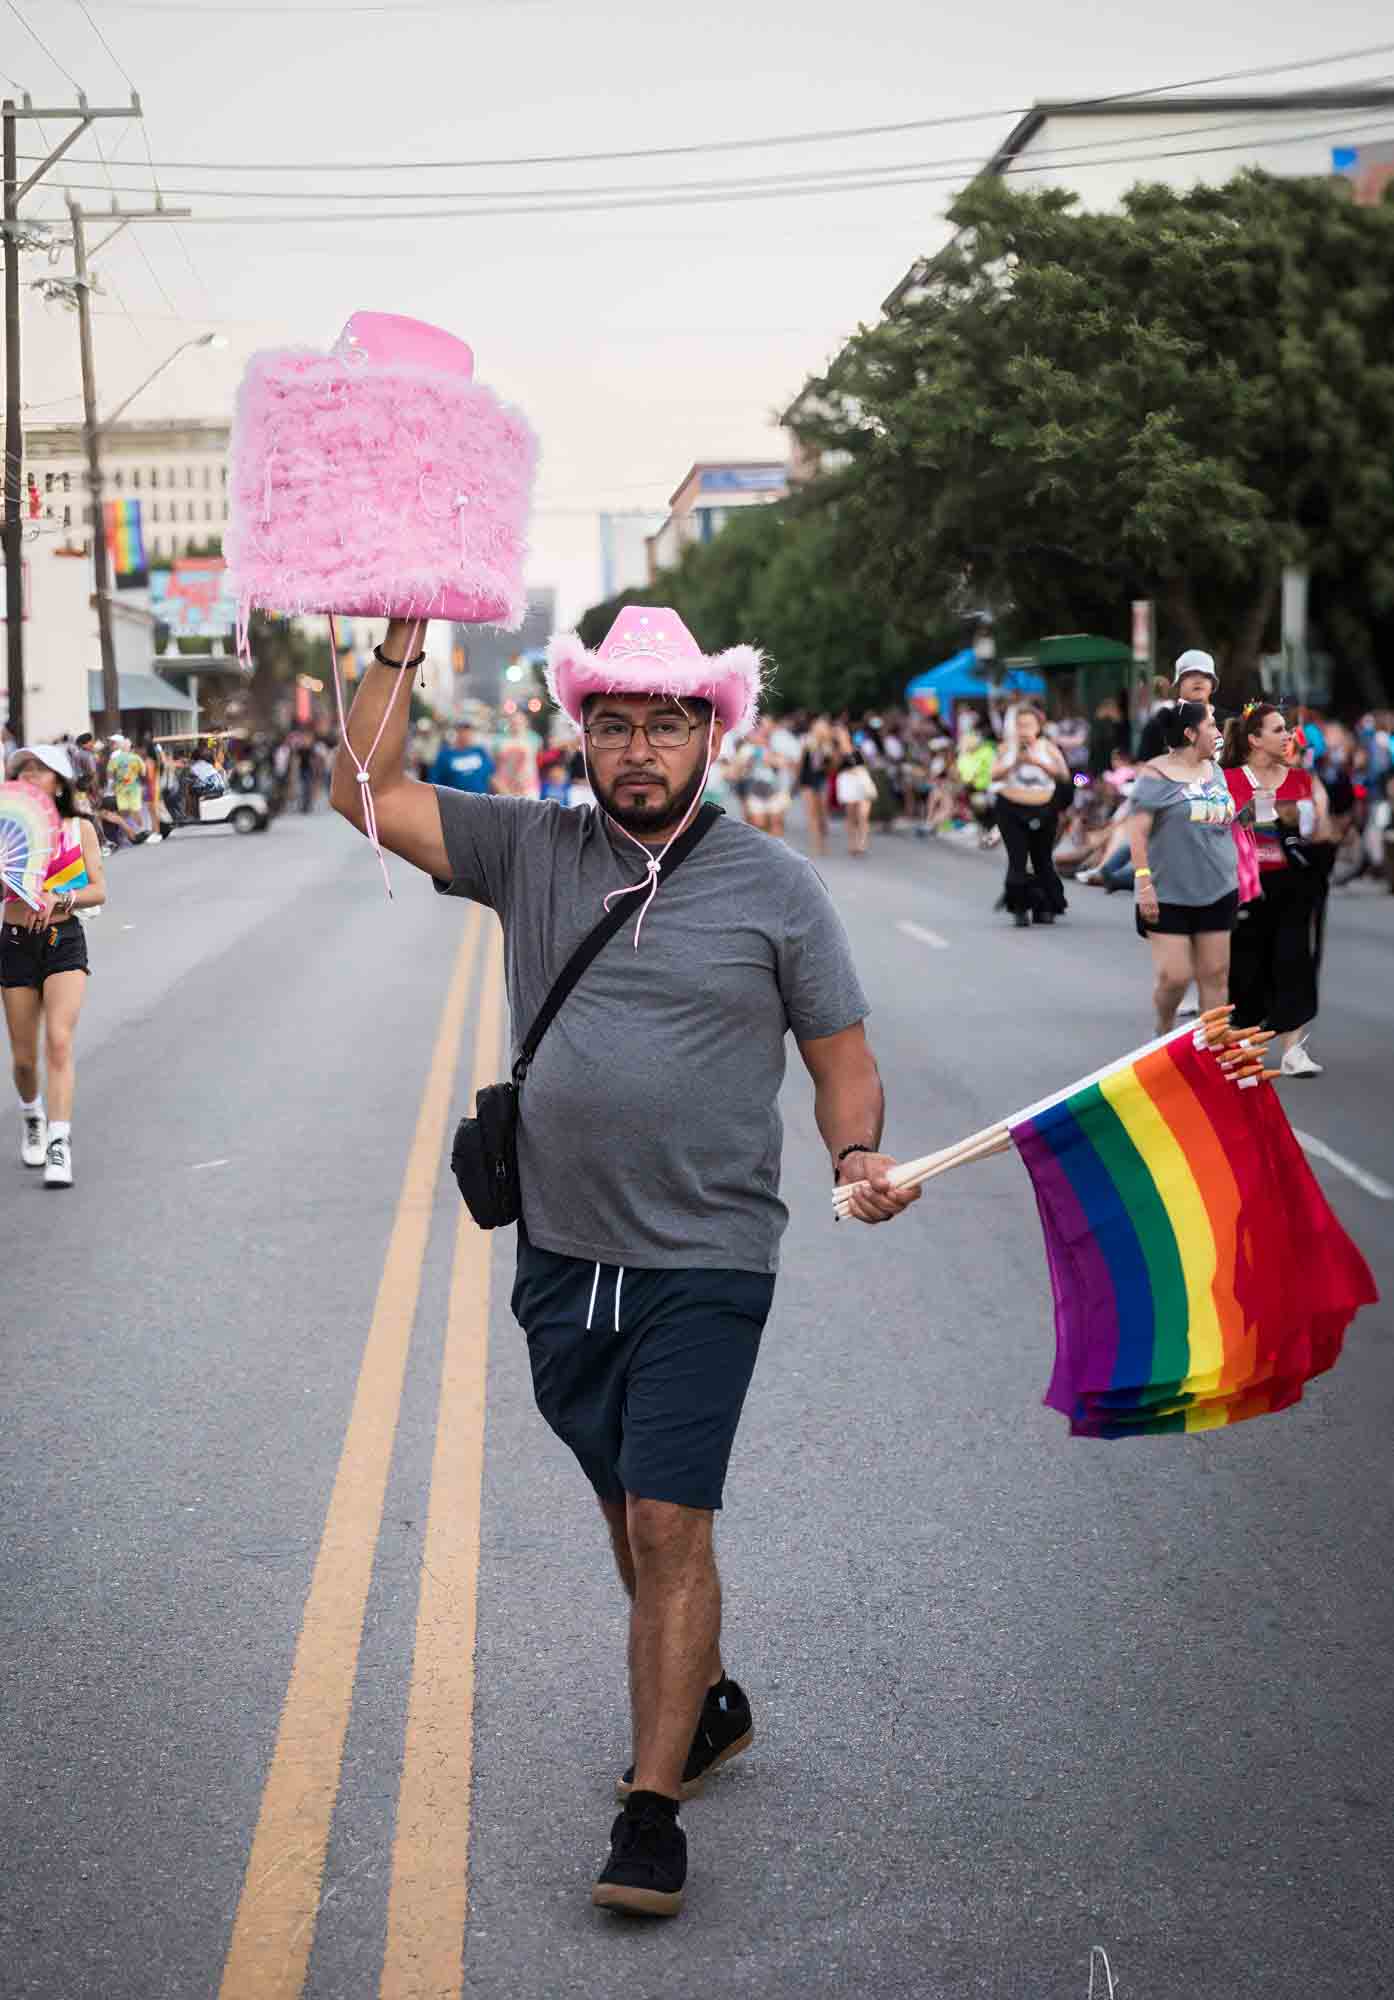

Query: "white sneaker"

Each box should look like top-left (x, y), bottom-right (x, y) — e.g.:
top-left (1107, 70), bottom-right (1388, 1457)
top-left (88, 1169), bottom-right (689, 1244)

top-left (43, 1133), bottom-right (73, 1188)
top-left (21, 1107), bottom-right (47, 1168)
top-left (1281, 1041), bottom-right (1324, 1078)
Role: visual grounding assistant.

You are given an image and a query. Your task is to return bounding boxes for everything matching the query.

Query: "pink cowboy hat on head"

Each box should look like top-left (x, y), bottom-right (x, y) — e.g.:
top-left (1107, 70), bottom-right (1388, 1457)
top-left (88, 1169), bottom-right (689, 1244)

top-left (546, 606), bottom-right (764, 737)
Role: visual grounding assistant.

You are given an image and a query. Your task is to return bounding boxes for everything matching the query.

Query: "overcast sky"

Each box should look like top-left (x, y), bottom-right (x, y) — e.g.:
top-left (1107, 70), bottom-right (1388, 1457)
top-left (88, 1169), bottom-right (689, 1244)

top-left (5, 0), bottom-right (1389, 621)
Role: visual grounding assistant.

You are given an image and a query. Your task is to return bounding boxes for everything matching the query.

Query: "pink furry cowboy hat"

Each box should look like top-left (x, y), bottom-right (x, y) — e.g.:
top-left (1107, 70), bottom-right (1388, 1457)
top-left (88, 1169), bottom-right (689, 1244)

top-left (226, 311), bottom-right (537, 631)
top-left (546, 606), bottom-right (764, 736)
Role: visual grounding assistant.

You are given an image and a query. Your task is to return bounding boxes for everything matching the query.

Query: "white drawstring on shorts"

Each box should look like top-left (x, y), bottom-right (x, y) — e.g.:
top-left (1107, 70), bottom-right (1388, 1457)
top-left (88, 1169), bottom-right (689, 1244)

top-left (583, 1262), bottom-right (625, 1333)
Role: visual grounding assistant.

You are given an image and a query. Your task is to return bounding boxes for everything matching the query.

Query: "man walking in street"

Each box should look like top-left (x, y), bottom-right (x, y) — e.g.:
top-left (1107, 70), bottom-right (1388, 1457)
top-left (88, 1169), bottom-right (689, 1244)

top-left (331, 604), bottom-right (918, 1918)
top-left (429, 720), bottom-right (495, 794)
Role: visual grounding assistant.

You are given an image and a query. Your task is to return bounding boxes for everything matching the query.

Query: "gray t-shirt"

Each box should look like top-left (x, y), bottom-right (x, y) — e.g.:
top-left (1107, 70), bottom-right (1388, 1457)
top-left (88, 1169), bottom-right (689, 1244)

top-left (433, 793), bottom-right (869, 1272)
top-left (1130, 764), bottom-right (1238, 905)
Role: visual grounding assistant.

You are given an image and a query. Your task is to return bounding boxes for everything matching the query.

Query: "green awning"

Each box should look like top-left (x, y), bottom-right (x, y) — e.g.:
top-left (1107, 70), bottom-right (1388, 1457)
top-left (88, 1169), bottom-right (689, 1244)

top-left (1029, 633), bottom-right (1136, 673)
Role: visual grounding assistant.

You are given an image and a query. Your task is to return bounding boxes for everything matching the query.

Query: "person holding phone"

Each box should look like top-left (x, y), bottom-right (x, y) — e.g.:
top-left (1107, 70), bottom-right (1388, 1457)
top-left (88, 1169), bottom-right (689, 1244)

top-left (1126, 701), bottom-right (1238, 1033)
top-left (1221, 704), bottom-right (1332, 1076)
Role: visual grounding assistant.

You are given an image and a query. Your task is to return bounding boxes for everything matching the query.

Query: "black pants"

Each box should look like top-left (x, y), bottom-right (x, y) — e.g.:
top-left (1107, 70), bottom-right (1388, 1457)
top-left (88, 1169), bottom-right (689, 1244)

top-left (996, 798), bottom-right (1066, 916)
top-left (1229, 867), bottom-right (1324, 1033)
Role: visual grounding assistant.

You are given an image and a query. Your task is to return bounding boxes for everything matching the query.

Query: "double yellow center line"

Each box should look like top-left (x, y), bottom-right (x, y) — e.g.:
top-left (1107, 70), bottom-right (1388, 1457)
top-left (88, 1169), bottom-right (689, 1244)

top-left (220, 908), bottom-right (503, 2000)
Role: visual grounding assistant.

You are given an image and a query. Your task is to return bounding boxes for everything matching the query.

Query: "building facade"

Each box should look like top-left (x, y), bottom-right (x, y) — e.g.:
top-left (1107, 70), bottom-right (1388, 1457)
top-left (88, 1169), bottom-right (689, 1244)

top-left (882, 89), bottom-right (1394, 315)
top-left (645, 462), bottom-right (788, 579)
top-left (599, 511), bottom-right (667, 598)
top-left (24, 417), bottom-right (231, 565)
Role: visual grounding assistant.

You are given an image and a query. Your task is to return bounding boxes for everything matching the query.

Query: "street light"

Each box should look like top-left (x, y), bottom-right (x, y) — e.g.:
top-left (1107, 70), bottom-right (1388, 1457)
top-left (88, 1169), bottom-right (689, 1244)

top-left (97, 331), bottom-right (227, 434)
top-left (69, 273), bottom-right (225, 733)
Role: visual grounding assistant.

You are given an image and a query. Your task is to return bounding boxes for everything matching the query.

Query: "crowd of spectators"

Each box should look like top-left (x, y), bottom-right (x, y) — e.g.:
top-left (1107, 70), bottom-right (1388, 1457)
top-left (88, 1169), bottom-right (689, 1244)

top-left (710, 689), bottom-right (1394, 892)
top-left (8, 684), bottom-right (1390, 888)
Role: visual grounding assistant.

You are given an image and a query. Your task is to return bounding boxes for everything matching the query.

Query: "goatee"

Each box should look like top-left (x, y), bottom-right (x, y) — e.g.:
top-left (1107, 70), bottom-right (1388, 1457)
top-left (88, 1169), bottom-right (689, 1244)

top-left (596, 762), bottom-right (707, 836)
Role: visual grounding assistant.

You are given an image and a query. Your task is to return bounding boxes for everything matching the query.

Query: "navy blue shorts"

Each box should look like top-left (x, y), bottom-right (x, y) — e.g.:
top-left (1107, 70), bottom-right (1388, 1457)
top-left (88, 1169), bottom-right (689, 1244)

top-left (511, 1235), bottom-right (774, 1512)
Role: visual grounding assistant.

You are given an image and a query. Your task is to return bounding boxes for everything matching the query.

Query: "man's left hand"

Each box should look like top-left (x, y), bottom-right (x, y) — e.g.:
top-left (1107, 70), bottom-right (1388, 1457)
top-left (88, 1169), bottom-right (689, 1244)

top-left (835, 1150), bottom-right (921, 1224)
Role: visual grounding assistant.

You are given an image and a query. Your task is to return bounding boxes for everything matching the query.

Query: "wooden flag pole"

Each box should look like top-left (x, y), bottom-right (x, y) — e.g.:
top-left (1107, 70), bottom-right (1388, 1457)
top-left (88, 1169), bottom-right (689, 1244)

top-left (831, 1008), bottom-right (1269, 1218)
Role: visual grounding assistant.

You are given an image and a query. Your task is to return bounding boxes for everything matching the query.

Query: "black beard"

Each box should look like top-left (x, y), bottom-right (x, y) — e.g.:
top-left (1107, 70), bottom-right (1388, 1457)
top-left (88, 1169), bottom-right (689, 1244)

top-left (593, 759), bottom-right (707, 836)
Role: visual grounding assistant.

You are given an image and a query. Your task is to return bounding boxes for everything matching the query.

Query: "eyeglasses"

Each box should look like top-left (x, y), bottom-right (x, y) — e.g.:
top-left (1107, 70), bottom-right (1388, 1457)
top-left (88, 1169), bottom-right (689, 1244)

top-left (584, 715), bottom-right (704, 752)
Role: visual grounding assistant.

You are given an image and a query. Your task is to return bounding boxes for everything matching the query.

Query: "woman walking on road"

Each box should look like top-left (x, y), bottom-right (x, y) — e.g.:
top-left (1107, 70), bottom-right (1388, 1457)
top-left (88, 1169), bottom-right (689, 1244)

top-left (990, 704), bottom-right (1070, 927)
top-left (1221, 704), bottom-right (1333, 1077)
top-left (2, 745), bottom-right (106, 1188)
top-left (797, 716), bottom-right (833, 856)
top-left (1127, 701), bottom-right (1238, 1034)
top-left (834, 729), bottom-right (876, 856)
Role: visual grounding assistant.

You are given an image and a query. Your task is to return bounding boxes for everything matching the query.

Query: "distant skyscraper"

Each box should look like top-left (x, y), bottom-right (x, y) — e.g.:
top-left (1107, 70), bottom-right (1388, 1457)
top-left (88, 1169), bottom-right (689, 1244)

top-left (599, 512), bottom-right (666, 598)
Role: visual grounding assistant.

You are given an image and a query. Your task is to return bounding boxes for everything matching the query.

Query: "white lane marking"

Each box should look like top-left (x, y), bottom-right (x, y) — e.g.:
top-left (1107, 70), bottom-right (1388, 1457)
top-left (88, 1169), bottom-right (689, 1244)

top-left (191, 1158), bottom-right (230, 1172)
top-left (1293, 1131), bottom-right (1394, 1202)
top-left (897, 919), bottom-right (950, 951)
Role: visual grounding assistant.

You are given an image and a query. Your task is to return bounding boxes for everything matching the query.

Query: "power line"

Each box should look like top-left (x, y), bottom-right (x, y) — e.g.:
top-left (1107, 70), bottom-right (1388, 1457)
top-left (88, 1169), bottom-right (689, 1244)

top-left (140, 117), bottom-right (1394, 227)
top-left (78, 1), bottom-right (502, 10)
top-left (16, 41), bottom-right (1394, 175)
top-left (72, 0), bottom-right (137, 88)
top-left (70, 0), bottom-right (219, 319)
top-left (3, 0), bottom-right (85, 93)
top-left (32, 104), bottom-right (1392, 205)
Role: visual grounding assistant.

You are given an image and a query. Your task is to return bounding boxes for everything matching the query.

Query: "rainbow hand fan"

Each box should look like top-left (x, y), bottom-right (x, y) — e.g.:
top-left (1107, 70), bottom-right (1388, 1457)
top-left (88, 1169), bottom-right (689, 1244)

top-left (0, 780), bottom-right (61, 911)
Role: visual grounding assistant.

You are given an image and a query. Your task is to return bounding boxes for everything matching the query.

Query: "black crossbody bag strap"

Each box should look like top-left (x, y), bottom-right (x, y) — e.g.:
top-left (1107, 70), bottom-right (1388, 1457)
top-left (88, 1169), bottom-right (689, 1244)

top-left (511, 801), bottom-right (721, 1084)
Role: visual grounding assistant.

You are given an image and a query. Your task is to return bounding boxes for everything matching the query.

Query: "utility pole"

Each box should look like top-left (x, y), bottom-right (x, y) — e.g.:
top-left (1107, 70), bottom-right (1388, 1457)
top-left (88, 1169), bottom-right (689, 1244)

top-left (66, 198), bottom-right (191, 738)
top-left (67, 201), bottom-right (119, 737)
top-left (4, 103), bottom-right (20, 743)
top-left (2, 93), bottom-right (140, 743)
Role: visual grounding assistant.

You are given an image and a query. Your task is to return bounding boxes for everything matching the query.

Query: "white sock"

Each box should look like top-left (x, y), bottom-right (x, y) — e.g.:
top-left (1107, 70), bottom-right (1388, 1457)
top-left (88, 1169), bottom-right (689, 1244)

top-left (21, 1095), bottom-right (44, 1116)
top-left (49, 1119), bottom-right (71, 1142)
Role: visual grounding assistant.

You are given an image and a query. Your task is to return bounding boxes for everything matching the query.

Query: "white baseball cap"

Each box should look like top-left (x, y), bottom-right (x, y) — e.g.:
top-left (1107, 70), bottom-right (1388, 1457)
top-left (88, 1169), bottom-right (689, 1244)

top-left (1172, 649), bottom-right (1218, 689)
top-left (10, 742), bottom-right (74, 782)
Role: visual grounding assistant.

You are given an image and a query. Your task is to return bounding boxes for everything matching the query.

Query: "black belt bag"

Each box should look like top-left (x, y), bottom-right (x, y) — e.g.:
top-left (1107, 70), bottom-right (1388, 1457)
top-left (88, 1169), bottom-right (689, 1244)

top-left (450, 803), bottom-right (720, 1229)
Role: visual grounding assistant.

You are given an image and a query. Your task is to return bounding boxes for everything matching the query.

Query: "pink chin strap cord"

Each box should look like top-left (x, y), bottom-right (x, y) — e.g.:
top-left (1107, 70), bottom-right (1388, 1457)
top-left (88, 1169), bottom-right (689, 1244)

top-left (328, 609), bottom-right (421, 900)
top-left (590, 711), bottom-right (718, 950)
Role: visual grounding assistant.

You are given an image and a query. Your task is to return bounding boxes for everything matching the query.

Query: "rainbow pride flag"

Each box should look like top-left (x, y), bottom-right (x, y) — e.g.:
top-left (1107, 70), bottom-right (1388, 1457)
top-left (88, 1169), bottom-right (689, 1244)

top-left (1009, 1024), bottom-right (1376, 1438)
top-left (104, 497), bottom-right (146, 585)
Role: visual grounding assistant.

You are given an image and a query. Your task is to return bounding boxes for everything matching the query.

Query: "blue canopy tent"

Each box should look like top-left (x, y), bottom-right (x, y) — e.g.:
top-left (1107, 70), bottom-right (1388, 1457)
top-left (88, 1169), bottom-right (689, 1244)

top-left (906, 650), bottom-right (1046, 709)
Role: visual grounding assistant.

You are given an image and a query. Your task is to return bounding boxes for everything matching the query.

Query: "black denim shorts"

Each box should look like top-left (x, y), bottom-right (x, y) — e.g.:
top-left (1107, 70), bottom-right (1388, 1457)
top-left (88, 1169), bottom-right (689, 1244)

top-left (511, 1233), bottom-right (773, 1511)
top-left (1, 916), bottom-right (90, 990)
top-left (1135, 890), bottom-right (1239, 940)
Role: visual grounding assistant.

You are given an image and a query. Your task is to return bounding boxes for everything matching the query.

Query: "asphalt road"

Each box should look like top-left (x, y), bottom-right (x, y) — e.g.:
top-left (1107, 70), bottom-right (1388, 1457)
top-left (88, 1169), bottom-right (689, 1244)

top-left (2, 806), bottom-right (1391, 2000)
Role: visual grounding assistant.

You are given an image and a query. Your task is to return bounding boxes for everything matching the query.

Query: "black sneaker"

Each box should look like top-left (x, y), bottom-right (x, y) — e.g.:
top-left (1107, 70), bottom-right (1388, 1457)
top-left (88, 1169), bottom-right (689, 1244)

top-left (592, 1792), bottom-right (687, 1917)
top-left (617, 1675), bottom-right (754, 1802)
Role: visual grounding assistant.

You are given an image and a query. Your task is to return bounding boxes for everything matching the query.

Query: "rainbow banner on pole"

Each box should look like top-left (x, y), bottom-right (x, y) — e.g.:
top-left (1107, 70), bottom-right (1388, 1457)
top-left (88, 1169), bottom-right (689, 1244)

top-left (1009, 1025), bottom-right (1377, 1438)
top-left (104, 497), bottom-right (147, 586)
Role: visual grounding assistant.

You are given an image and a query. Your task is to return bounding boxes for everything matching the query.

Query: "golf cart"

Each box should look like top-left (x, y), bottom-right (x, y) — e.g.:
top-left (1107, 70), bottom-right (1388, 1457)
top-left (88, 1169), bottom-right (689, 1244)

top-left (155, 731), bottom-right (271, 836)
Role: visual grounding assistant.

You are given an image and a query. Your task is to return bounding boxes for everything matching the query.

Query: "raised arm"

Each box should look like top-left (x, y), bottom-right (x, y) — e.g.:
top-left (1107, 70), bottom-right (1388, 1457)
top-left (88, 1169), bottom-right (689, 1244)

top-left (329, 618), bottom-right (452, 880)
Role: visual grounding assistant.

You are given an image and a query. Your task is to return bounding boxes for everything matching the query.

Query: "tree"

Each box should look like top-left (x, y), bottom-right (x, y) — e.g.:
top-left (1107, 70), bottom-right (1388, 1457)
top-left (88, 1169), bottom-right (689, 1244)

top-left (792, 171), bottom-right (1394, 698)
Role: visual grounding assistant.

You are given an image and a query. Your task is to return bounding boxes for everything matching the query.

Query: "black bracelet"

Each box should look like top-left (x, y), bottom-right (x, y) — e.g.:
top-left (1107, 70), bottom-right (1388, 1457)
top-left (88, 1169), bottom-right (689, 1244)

top-left (834, 1142), bottom-right (878, 1182)
top-left (373, 643), bottom-right (426, 671)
